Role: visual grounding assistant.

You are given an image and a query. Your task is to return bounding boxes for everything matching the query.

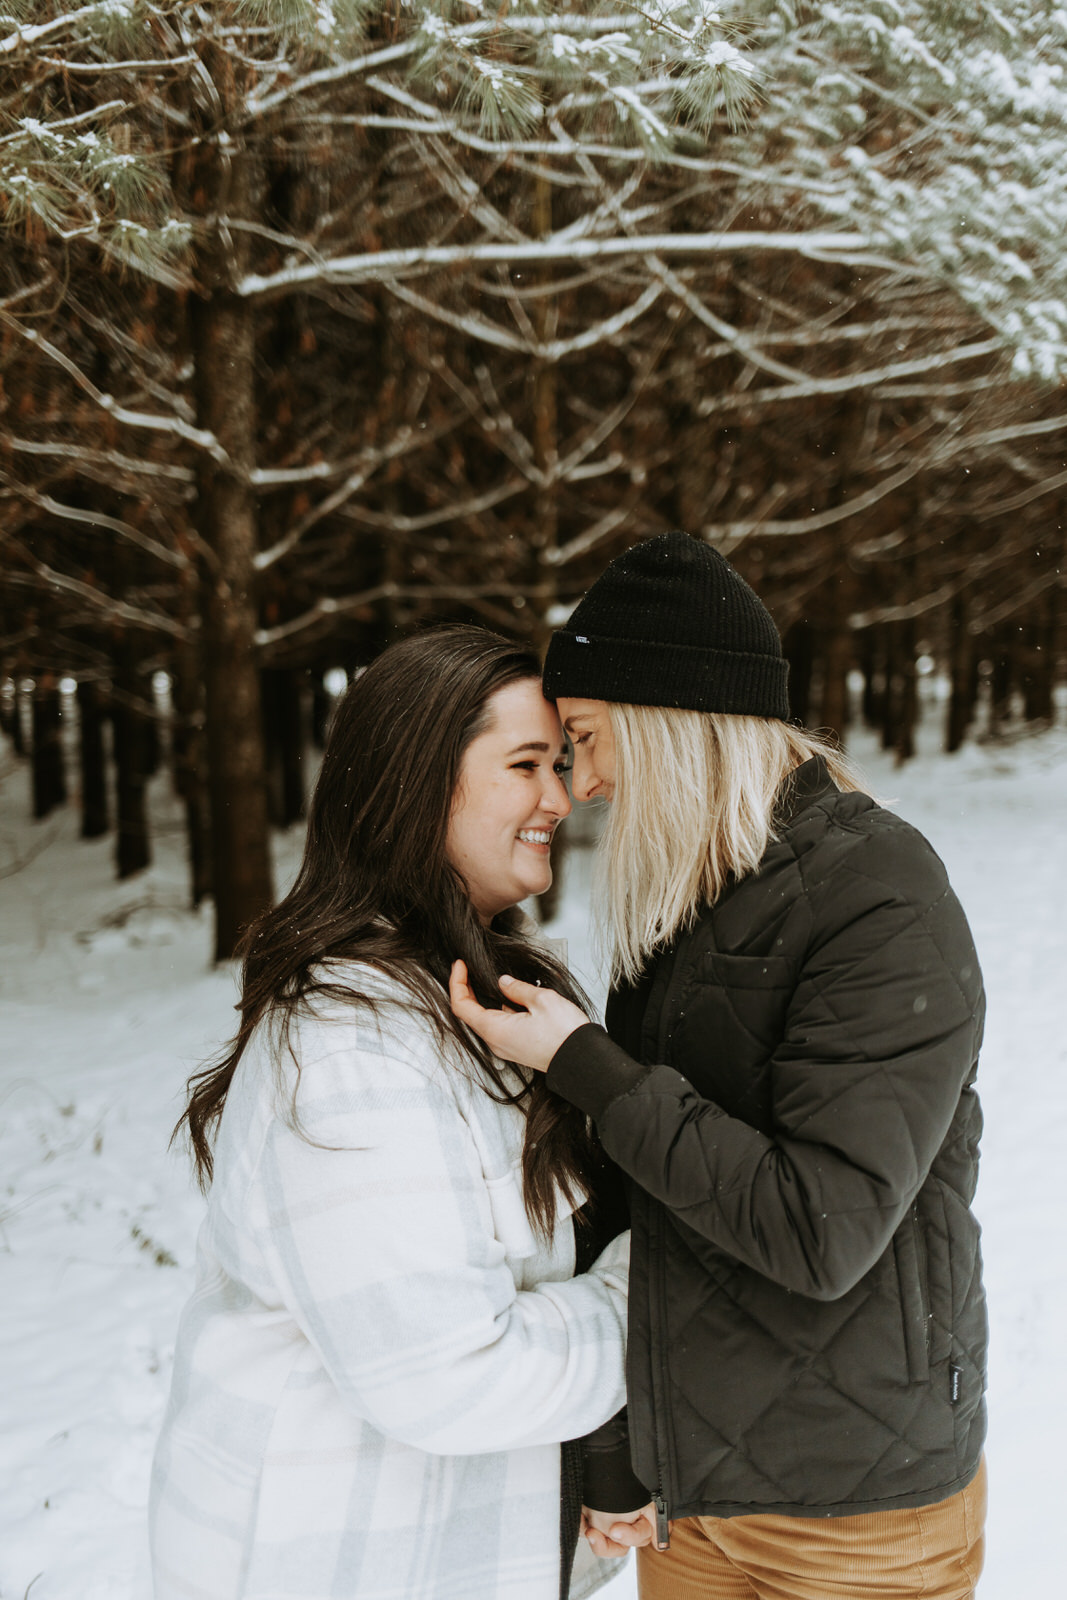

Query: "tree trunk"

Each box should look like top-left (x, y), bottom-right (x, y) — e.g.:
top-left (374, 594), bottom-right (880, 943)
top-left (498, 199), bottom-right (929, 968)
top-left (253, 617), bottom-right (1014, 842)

top-left (858, 629), bottom-right (879, 729)
top-left (11, 683), bottom-right (27, 757)
top-left (1021, 590), bottom-right (1056, 723)
top-left (143, 699), bottom-right (161, 778)
top-left (32, 675), bottom-right (67, 819)
top-left (111, 650), bottom-right (152, 878)
top-left (77, 678), bottom-right (109, 838)
top-left (262, 667), bottom-right (305, 828)
top-left (881, 625), bottom-right (901, 753)
top-left (171, 641), bottom-right (213, 908)
top-left (783, 622), bottom-right (815, 726)
top-left (192, 282), bottom-right (274, 954)
top-left (946, 592), bottom-right (972, 752)
top-left (189, 119), bottom-right (273, 958)
top-left (528, 167), bottom-right (560, 654)
top-left (819, 623), bottom-right (851, 744)
top-left (893, 618), bottom-right (917, 765)
top-left (526, 166), bottom-right (564, 921)
top-left (0, 682), bottom-right (21, 753)
top-left (310, 668), bottom-right (333, 749)
top-left (989, 627), bottom-right (1014, 733)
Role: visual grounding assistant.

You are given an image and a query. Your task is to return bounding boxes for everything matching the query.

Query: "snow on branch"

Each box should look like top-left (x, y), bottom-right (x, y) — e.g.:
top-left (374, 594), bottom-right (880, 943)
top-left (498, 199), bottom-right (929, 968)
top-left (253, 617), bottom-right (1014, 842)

top-left (337, 479), bottom-right (527, 534)
top-left (0, 5), bottom-right (100, 56)
top-left (253, 412), bottom-right (466, 569)
top-left (3, 540), bottom-right (189, 641)
top-left (692, 339), bottom-right (1005, 414)
top-left (701, 461), bottom-right (921, 543)
top-left (387, 276), bottom-right (664, 360)
top-left (0, 473), bottom-right (188, 569)
top-left (245, 39), bottom-right (418, 119)
top-left (257, 581), bottom-right (544, 652)
top-left (239, 231), bottom-right (875, 299)
top-left (0, 314), bottom-right (229, 467)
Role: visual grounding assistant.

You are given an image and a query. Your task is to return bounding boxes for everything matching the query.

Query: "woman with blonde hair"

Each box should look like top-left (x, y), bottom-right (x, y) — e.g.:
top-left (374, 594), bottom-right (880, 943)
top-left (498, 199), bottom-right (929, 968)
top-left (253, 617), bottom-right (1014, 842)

top-left (452, 534), bottom-right (988, 1600)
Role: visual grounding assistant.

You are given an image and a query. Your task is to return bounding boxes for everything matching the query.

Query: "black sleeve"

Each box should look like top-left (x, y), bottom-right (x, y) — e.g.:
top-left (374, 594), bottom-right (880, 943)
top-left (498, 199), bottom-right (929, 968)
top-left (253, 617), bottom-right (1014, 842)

top-left (567, 1143), bottom-right (645, 1512)
top-left (579, 1407), bottom-right (650, 1513)
top-left (548, 836), bottom-right (984, 1303)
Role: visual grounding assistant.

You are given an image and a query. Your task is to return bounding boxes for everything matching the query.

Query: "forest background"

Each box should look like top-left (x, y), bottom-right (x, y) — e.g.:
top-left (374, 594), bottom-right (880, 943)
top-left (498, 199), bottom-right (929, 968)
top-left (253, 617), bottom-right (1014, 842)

top-left (3, 8), bottom-right (1067, 1598)
top-left (2, 0), bottom-right (1066, 951)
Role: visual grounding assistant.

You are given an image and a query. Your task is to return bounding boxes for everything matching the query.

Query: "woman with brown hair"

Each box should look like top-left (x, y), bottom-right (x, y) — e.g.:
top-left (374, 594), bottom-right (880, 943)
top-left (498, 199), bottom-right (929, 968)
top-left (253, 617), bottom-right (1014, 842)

top-left (453, 534), bottom-right (988, 1600)
top-left (150, 626), bottom-right (631, 1600)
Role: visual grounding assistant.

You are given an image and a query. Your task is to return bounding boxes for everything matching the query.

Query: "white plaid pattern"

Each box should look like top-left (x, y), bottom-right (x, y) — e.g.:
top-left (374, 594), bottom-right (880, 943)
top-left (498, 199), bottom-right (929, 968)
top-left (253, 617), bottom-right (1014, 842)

top-left (150, 972), bottom-right (629, 1600)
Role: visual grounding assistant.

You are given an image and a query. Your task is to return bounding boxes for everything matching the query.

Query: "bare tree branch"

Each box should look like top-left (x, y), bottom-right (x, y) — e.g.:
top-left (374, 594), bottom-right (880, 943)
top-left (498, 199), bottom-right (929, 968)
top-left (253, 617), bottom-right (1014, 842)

top-left (238, 230), bottom-right (884, 301)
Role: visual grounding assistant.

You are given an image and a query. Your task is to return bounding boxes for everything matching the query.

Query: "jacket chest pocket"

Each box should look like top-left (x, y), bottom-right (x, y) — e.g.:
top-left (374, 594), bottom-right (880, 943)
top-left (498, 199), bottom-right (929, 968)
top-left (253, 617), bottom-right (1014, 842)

top-left (668, 953), bottom-right (799, 1128)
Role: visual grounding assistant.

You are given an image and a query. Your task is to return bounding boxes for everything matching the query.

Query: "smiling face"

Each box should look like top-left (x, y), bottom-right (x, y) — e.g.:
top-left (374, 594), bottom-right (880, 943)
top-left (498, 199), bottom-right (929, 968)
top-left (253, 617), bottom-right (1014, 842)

top-left (556, 697), bottom-right (617, 803)
top-left (446, 678), bottom-right (572, 924)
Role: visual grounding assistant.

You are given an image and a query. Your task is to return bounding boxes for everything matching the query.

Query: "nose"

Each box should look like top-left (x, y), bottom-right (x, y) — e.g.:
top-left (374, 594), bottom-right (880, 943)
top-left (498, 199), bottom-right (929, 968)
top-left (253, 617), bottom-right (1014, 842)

top-left (569, 749), bottom-right (599, 804)
top-left (542, 768), bottom-right (572, 820)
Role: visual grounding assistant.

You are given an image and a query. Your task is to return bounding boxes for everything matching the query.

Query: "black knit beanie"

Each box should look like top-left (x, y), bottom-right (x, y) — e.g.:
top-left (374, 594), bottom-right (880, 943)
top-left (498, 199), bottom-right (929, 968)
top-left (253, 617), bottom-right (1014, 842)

top-left (542, 531), bottom-right (790, 719)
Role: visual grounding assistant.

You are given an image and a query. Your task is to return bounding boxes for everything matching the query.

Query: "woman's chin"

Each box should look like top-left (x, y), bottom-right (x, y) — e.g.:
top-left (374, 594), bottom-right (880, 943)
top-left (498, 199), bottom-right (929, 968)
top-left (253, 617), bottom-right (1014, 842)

top-left (510, 873), bottom-right (553, 909)
top-left (476, 865), bottom-right (554, 919)
top-left (527, 869), bottom-right (553, 904)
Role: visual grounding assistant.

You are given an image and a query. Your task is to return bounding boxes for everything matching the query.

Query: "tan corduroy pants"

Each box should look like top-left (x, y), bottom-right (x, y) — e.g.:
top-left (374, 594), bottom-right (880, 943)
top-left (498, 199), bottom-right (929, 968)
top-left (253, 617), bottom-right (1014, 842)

top-left (636, 1460), bottom-right (987, 1600)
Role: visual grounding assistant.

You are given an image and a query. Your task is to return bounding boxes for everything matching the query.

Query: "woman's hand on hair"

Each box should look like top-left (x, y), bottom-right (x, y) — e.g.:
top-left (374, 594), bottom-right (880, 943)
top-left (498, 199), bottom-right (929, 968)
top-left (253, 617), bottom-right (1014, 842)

top-left (449, 960), bottom-right (589, 1073)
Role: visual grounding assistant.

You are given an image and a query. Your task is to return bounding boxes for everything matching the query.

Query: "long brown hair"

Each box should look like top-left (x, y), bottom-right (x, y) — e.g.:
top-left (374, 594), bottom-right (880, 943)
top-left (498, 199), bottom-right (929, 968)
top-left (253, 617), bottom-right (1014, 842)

top-left (177, 625), bottom-right (595, 1237)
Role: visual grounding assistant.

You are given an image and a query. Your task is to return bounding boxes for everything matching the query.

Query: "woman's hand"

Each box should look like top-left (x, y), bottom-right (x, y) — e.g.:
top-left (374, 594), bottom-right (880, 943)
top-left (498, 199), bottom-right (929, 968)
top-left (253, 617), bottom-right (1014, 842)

top-left (581, 1503), bottom-right (660, 1558)
top-left (449, 960), bottom-right (589, 1073)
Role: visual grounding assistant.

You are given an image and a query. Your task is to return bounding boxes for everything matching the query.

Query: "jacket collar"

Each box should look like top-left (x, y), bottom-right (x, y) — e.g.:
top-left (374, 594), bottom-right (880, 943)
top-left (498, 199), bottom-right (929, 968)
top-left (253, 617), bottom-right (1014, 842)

top-left (775, 753), bottom-right (839, 830)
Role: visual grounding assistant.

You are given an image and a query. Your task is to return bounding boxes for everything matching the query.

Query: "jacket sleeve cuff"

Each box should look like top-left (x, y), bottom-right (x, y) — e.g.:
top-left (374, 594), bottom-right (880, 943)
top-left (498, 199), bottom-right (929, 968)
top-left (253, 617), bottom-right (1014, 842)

top-left (546, 1024), bottom-right (651, 1121)
top-left (581, 1435), bottom-right (650, 1514)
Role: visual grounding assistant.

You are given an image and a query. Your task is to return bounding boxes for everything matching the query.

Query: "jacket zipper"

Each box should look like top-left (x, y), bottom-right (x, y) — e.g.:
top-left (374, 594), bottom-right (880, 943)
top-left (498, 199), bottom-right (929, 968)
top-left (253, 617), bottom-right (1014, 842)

top-left (642, 950), bottom-right (688, 1550)
top-left (646, 1202), bottom-right (673, 1547)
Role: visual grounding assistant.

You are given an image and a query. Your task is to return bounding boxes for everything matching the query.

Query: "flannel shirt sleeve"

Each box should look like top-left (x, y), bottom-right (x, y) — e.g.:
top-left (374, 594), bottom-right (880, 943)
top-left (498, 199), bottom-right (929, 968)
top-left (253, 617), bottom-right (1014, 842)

top-left (247, 1011), bottom-right (629, 1455)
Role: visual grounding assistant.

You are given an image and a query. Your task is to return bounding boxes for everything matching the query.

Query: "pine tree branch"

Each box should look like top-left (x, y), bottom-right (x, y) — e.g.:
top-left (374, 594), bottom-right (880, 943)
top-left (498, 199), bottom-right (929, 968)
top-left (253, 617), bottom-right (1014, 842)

top-left (238, 230), bottom-right (882, 300)
top-left (969, 569), bottom-right (1067, 633)
top-left (701, 460), bottom-right (921, 543)
top-left (0, 99), bottom-right (127, 147)
top-left (691, 341), bottom-right (1004, 415)
top-left (337, 480), bottom-right (527, 534)
top-left (0, 7), bottom-right (100, 56)
top-left (387, 276), bottom-right (664, 360)
top-left (547, 499), bottom-right (642, 568)
top-left (847, 530), bottom-right (1061, 632)
top-left (0, 473), bottom-right (188, 568)
top-left (3, 542), bottom-right (189, 640)
top-left (253, 412), bottom-right (465, 570)
top-left (0, 313), bottom-right (229, 466)
top-left (245, 40), bottom-right (419, 119)
top-left (36, 53), bottom-right (198, 75)
top-left (256, 582), bottom-right (555, 653)
top-left (973, 466), bottom-right (1067, 521)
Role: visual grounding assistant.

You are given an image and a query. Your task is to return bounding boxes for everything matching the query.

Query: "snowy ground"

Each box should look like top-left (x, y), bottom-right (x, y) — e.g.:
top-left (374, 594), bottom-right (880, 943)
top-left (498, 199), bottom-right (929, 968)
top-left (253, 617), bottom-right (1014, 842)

top-left (1, 698), bottom-right (1065, 1599)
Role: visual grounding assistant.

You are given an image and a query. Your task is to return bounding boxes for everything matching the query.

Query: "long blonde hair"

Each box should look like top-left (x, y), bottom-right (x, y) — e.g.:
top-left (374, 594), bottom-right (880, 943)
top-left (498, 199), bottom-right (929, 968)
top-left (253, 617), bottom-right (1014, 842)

top-left (600, 707), bottom-right (871, 984)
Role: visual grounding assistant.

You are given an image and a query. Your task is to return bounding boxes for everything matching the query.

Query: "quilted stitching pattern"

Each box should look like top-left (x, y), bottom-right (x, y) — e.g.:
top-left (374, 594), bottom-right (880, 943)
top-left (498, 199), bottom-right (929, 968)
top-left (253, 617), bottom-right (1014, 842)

top-left (601, 764), bottom-right (987, 1517)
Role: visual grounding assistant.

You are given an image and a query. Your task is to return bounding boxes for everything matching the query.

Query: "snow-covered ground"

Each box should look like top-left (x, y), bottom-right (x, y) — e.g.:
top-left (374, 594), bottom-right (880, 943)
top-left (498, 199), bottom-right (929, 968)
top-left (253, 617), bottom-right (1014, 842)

top-left (1, 699), bottom-right (1065, 1599)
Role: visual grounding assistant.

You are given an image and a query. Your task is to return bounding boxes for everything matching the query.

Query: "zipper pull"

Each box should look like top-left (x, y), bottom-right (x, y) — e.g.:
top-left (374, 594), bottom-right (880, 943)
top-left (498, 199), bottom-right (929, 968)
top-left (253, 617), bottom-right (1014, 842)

top-left (653, 1494), bottom-right (671, 1549)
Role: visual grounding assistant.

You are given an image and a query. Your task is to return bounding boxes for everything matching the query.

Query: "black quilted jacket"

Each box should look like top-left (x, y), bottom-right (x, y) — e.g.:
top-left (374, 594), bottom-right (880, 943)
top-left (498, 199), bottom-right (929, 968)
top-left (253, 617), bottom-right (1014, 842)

top-left (548, 757), bottom-right (987, 1521)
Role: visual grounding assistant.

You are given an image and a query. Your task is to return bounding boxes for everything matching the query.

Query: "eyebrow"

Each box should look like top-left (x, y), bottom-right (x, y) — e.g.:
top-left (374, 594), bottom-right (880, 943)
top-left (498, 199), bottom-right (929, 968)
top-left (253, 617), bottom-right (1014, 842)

top-left (505, 741), bottom-right (567, 757)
